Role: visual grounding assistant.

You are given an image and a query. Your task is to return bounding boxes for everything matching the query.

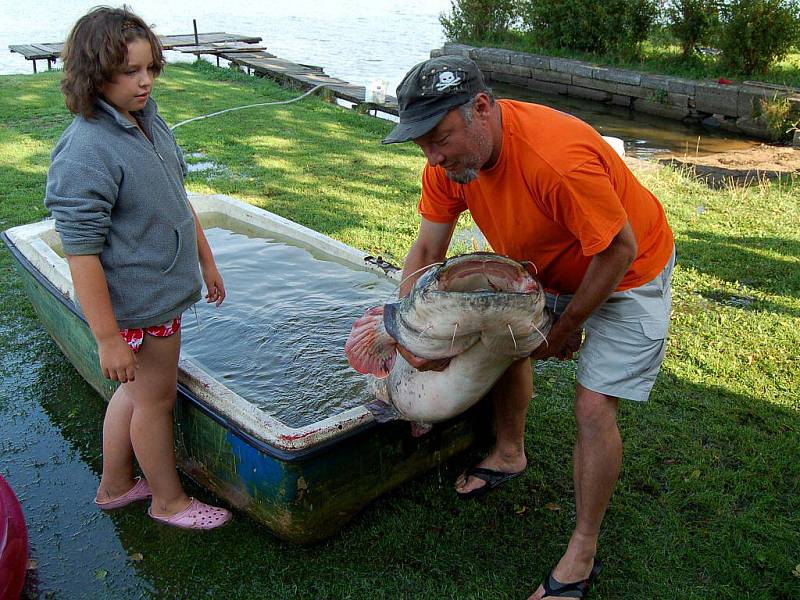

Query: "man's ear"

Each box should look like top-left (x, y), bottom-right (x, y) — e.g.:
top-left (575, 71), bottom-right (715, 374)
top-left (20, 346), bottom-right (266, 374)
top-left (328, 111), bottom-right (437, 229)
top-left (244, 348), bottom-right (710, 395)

top-left (474, 93), bottom-right (492, 120)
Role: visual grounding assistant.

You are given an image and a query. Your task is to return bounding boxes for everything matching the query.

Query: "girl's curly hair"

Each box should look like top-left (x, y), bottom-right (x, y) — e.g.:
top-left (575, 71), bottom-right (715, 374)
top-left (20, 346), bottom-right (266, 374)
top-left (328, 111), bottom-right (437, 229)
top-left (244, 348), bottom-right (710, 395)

top-left (60, 6), bottom-right (164, 119)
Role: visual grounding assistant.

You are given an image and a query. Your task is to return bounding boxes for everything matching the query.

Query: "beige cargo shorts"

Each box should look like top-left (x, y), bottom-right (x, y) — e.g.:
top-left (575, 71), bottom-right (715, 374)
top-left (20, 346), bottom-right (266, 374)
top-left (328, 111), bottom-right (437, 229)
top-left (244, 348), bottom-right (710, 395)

top-left (545, 248), bottom-right (676, 401)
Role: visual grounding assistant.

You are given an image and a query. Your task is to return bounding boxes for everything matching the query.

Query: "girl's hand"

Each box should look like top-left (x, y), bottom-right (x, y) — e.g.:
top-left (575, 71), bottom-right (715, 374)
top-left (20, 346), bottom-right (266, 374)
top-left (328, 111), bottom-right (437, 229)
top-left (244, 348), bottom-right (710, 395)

top-left (98, 335), bottom-right (138, 382)
top-left (201, 262), bottom-right (226, 307)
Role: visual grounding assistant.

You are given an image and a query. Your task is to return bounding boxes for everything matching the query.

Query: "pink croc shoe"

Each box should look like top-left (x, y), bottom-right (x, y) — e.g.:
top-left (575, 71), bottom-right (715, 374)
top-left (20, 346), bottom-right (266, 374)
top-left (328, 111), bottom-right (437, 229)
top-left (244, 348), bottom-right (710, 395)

top-left (148, 498), bottom-right (231, 530)
top-left (94, 477), bottom-right (152, 511)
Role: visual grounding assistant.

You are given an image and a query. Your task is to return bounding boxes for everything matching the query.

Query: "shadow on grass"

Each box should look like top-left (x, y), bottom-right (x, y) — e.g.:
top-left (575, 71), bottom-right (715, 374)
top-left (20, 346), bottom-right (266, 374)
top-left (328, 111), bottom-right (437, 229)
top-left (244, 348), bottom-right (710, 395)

top-left (679, 230), bottom-right (800, 315)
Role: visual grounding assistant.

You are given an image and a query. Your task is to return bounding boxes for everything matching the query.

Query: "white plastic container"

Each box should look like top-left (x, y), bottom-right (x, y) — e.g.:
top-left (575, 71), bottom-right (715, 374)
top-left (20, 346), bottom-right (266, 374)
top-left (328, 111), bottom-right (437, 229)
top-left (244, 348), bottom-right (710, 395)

top-left (366, 79), bottom-right (388, 104)
top-left (602, 136), bottom-right (626, 157)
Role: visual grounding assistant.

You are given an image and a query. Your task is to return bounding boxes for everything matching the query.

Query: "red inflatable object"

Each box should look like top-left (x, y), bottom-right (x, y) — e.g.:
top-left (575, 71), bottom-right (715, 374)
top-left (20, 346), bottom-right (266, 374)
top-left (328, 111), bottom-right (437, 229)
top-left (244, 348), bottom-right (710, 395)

top-left (0, 474), bottom-right (28, 600)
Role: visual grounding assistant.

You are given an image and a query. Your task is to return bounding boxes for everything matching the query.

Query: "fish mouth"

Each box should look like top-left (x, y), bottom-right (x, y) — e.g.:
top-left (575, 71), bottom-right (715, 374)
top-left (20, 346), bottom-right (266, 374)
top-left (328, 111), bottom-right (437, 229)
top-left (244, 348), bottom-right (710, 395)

top-left (435, 253), bottom-right (540, 294)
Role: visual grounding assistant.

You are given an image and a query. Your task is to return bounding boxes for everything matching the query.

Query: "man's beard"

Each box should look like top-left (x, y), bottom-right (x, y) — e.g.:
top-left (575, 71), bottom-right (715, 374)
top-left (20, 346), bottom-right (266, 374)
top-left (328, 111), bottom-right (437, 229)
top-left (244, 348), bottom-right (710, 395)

top-left (446, 167), bottom-right (479, 184)
top-left (445, 125), bottom-right (492, 184)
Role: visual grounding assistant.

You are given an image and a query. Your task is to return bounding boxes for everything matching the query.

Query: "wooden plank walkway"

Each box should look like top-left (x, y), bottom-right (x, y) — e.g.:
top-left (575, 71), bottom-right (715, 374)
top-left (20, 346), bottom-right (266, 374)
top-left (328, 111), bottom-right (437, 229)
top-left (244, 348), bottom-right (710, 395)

top-left (9, 32), bottom-right (262, 73)
top-left (172, 43), bottom-right (269, 55)
top-left (168, 40), bottom-right (398, 113)
top-left (220, 53), bottom-right (398, 114)
top-left (172, 43), bottom-right (273, 68)
top-left (7, 43), bottom-right (63, 72)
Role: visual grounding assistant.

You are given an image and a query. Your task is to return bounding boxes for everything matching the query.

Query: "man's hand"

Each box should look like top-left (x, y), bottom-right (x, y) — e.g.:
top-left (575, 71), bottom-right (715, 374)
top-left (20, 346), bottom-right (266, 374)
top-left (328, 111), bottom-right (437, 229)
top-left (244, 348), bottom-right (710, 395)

top-left (532, 222), bottom-right (637, 362)
top-left (98, 334), bottom-right (138, 382)
top-left (397, 345), bottom-right (450, 372)
top-left (555, 328), bottom-right (583, 360)
top-left (530, 318), bottom-right (583, 361)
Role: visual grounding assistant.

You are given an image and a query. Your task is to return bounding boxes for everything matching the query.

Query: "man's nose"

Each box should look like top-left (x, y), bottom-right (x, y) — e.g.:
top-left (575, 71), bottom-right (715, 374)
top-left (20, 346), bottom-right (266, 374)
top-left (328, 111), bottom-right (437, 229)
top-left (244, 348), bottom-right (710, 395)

top-left (422, 146), bottom-right (444, 167)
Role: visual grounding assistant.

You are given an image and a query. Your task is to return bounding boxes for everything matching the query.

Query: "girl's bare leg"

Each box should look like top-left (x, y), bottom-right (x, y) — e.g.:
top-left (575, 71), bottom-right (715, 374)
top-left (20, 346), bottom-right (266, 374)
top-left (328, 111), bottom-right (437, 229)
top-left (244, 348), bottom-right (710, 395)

top-left (126, 331), bottom-right (191, 516)
top-left (96, 384), bottom-right (136, 501)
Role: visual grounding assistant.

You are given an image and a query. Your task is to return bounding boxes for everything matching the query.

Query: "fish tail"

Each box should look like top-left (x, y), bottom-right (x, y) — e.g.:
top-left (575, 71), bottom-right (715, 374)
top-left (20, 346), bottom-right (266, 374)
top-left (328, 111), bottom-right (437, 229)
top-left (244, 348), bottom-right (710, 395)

top-left (344, 305), bottom-right (397, 378)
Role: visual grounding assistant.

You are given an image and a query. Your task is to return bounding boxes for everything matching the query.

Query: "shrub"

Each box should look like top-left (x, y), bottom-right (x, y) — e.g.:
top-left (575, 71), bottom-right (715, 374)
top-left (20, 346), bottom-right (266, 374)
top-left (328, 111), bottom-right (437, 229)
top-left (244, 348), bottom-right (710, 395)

top-left (756, 93), bottom-right (800, 140)
top-left (520, 0), bottom-right (658, 58)
top-left (439, 0), bottom-right (516, 42)
top-left (666, 0), bottom-right (721, 58)
top-left (717, 0), bottom-right (800, 74)
top-left (625, 0), bottom-right (662, 56)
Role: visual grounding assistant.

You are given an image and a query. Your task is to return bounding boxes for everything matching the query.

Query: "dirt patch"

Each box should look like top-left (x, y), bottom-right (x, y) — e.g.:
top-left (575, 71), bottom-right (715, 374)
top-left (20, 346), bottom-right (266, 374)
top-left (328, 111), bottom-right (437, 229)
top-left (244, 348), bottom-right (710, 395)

top-left (657, 144), bottom-right (800, 187)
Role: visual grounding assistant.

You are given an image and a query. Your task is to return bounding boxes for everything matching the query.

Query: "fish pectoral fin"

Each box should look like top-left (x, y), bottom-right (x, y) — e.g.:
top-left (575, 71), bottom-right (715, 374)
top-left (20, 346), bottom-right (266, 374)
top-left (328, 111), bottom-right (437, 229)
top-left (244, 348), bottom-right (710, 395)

top-left (365, 399), bottom-right (402, 423)
top-left (345, 305), bottom-right (398, 377)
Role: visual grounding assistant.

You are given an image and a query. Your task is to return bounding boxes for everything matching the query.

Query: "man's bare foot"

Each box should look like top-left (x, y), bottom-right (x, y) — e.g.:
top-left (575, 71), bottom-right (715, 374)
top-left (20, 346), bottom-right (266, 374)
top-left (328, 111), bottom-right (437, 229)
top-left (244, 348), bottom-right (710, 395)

top-left (528, 543), bottom-right (597, 600)
top-left (454, 449), bottom-right (526, 495)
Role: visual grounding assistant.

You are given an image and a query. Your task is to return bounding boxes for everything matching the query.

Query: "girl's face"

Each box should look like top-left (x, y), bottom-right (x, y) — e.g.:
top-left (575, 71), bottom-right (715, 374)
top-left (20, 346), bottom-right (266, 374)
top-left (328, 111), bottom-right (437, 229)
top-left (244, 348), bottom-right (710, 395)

top-left (101, 38), bottom-right (156, 119)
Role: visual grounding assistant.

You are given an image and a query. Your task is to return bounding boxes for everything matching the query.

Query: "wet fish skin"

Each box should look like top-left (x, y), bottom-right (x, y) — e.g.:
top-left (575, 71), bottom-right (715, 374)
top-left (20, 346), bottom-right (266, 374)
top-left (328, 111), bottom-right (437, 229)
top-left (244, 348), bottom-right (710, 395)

top-left (345, 253), bottom-right (553, 427)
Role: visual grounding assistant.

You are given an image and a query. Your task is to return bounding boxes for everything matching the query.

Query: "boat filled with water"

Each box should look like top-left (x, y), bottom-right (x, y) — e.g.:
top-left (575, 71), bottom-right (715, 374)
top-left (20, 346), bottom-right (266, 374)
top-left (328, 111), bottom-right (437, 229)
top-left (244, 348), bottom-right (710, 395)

top-left (3, 193), bottom-right (484, 543)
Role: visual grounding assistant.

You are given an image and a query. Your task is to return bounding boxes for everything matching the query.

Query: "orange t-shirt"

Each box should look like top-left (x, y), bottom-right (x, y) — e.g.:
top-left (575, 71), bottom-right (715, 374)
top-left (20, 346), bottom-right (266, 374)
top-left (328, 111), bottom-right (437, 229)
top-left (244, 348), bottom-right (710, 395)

top-left (418, 100), bottom-right (674, 293)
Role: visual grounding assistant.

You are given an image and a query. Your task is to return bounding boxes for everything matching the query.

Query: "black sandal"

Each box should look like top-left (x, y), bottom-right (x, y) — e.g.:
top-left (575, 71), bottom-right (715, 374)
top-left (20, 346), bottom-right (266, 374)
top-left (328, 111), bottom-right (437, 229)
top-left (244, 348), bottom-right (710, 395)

top-left (454, 466), bottom-right (525, 500)
top-left (541, 559), bottom-right (603, 599)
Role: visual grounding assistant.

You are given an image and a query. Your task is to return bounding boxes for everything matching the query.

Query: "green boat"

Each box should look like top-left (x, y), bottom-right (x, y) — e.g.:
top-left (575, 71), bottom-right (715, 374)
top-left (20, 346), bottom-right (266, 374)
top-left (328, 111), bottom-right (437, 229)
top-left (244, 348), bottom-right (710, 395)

top-left (3, 193), bottom-right (485, 544)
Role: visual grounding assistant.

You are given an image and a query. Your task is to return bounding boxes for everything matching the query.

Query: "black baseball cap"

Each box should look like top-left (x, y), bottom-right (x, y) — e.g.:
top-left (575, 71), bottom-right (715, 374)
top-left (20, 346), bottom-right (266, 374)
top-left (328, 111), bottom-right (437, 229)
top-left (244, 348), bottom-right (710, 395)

top-left (382, 55), bottom-right (488, 144)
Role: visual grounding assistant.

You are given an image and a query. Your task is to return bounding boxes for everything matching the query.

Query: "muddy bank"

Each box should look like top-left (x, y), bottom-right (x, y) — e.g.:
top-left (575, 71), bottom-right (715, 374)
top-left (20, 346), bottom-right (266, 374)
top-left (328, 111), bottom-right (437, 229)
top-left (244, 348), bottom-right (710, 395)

top-left (658, 144), bottom-right (799, 187)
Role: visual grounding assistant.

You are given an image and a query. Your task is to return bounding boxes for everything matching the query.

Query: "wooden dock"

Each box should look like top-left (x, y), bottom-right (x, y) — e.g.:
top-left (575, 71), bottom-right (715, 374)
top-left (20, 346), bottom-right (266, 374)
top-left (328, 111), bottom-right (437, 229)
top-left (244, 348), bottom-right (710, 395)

top-left (166, 39), bottom-right (397, 114)
top-left (9, 31), bottom-right (397, 113)
top-left (9, 32), bottom-right (261, 73)
top-left (219, 53), bottom-right (397, 114)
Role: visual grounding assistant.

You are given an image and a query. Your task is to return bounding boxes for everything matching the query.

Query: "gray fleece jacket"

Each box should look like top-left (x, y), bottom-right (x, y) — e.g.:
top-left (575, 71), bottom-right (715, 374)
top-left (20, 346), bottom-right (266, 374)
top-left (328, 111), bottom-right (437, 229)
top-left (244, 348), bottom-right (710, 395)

top-left (45, 97), bottom-right (202, 329)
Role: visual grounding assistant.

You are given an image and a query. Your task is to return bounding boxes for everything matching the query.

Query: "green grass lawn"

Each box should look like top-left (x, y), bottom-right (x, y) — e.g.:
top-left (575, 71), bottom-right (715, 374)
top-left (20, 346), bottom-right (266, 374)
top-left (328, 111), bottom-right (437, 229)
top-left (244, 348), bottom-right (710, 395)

top-left (1, 61), bottom-right (798, 599)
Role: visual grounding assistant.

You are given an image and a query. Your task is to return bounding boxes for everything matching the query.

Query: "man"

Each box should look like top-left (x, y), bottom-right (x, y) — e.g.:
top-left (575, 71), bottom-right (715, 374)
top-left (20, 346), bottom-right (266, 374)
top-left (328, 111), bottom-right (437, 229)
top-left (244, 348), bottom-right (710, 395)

top-left (382, 56), bottom-right (675, 599)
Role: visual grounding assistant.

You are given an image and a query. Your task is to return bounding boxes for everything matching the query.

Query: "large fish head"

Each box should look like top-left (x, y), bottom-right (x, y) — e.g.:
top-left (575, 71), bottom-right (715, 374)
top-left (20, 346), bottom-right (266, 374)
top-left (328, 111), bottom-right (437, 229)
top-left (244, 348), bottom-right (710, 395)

top-left (382, 301), bottom-right (403, 343)
top-left (391, 253), bottom-right (551, 358)
top-left (383, 295), bottom-right (480, 359)
top-left (433, 252), bottom-right (542, 294)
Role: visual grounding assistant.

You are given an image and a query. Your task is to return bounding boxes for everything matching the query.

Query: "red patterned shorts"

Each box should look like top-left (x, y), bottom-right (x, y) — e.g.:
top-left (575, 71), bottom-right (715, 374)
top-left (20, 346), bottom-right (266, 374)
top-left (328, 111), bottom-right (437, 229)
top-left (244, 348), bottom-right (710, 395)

top-left (119, 317), bottom-right (181, 353)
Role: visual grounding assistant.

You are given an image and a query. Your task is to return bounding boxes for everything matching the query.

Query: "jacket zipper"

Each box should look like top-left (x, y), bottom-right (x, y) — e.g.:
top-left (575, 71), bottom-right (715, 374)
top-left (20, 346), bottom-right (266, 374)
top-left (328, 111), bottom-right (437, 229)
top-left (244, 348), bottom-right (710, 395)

top-left (132, 123), bottom-right (164, 162)
top-left (148, 135), bottom-right (164, 162)
top-left (133, 121), bottom-right (190, 213)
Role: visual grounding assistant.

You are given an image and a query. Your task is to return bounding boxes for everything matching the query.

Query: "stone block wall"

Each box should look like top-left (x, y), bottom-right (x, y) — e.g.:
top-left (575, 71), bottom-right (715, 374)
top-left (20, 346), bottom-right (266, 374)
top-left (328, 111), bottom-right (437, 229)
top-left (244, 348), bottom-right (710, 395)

top-left (432, 43), bottom-right (800, 144)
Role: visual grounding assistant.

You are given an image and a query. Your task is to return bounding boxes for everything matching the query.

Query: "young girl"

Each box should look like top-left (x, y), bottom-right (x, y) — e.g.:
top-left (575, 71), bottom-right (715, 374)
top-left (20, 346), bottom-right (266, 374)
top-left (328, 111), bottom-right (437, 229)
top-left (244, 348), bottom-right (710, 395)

top-left (45, 6), bottom-right (230, 529)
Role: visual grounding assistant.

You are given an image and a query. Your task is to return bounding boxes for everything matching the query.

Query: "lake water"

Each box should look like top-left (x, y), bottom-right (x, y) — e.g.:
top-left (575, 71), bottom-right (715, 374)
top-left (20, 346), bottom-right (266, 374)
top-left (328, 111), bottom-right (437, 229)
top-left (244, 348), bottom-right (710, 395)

top-left (0, 0), bottom-right (451, 94)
